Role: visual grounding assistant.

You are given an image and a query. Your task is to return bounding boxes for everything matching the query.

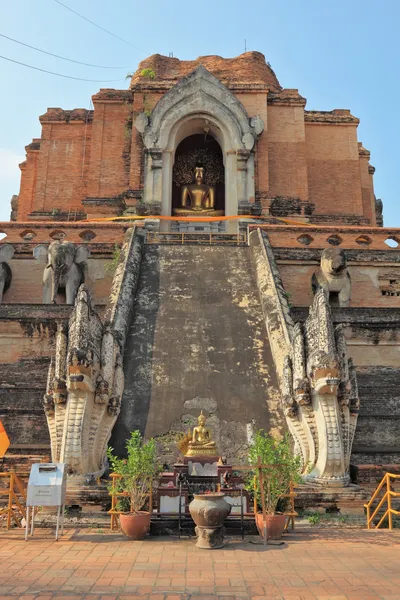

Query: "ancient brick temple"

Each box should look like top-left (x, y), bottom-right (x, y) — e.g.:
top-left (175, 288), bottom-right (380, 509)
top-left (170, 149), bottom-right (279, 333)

top-left (0, 52), bottom-right (399, 505)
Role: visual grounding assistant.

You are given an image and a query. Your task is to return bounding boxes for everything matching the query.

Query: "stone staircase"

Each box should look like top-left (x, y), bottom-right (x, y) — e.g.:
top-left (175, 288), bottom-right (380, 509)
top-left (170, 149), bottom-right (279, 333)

top-left (294, 484), bottom-right (370, 516)
top-left (111, 243), bottom-right (282, 463)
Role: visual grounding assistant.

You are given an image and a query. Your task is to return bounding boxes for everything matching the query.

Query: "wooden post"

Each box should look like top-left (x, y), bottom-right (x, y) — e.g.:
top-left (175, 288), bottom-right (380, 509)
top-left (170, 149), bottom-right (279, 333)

top-left (148, 485), bottom-right (153, 515)
top-left (388, 474), bottom-right (393, 531)
top-left (7, 473), bottom-right (13, 529)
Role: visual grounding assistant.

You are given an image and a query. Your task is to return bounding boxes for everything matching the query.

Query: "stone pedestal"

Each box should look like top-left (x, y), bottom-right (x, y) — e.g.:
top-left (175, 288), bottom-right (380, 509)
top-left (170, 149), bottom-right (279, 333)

top-left (189, 493), bottom-right (231, 549)
top-left (195, 525), bottom-right (224, 549)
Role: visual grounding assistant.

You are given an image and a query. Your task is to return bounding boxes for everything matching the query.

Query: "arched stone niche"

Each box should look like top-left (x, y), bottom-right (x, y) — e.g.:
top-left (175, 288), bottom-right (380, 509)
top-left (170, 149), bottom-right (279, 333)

top-left (134, 66), bottom-right (264, 222)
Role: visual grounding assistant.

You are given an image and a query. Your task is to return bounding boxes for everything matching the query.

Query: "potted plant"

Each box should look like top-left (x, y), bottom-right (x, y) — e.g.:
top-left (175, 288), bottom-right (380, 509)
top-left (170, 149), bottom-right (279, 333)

top-left (107, 430), bottom-right (160, 540)
top-left (246, 430), bottom-right (302, 540)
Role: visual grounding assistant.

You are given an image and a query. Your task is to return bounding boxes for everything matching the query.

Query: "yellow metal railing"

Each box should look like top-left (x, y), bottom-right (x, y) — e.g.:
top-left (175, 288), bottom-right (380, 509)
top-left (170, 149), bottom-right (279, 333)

top-left (364, 472), bottom-right (400, 530)
top-left (0, 472), bottom-right (29, 528)
top-left (146, 231), bottom-right (247, 246)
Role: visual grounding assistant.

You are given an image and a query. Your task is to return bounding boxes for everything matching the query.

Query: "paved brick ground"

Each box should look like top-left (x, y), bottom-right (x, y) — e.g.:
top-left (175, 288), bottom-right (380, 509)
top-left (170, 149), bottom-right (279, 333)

top-left (0, 528), bottom-right (399, 599)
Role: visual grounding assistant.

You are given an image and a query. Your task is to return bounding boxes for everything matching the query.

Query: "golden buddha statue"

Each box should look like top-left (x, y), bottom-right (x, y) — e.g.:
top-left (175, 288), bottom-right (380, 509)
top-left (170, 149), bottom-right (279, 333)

top-left (173, 167), bottom-right (224, 217)
top-left (186, 411), bottom-right (218, 457)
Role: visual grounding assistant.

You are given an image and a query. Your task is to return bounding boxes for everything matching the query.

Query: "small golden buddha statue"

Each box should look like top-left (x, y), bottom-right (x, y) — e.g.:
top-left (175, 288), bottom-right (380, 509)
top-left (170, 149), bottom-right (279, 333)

top-left (173, 167), bottom-right (224, 217)
top-left (186, 411), bottom-right (218, 457)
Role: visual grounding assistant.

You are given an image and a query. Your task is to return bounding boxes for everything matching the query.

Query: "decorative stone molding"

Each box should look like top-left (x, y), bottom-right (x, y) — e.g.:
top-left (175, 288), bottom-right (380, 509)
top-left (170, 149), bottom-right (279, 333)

top-left (249, 229), bottom-right (294, 390)
top-left (42, 227), bottom-right (145, 481)
top-left (282, 290), bottom-right (360, 486)
top-left (304, 109), bottom-right (359, 125)
top-left (39, 108), bottom-right (94, 124)
top-left (267, 89), bottom-right (306, 107)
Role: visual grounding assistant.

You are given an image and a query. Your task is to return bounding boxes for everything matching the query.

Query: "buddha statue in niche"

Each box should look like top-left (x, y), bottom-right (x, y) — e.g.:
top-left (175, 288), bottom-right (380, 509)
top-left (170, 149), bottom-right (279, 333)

top-left (174, 166), bottom-right (224, 216)
top-left (186, 411), bottom-right (218, 457)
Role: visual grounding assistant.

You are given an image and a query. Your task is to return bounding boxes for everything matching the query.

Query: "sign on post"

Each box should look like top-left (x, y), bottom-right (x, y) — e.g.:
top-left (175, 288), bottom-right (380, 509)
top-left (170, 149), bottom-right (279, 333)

top-left (0, 419), bottom-right (10, 458)
top-left (26, 463), bottom-right (67, 541)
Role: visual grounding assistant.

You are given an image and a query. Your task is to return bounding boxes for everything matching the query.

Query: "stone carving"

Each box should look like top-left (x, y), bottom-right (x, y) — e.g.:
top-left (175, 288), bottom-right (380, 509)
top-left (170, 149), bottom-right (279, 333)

top-left (312, 248), bottom-right (351, 307)
top-left (250, 115), bottom-right (265, 136)
top-left (33, 241), bottom-right (90, 304)
top-left (134, 112), bottom-right (149, 134)
top-left (43, 285), bottom-right (124, 480)
top-left (375, 197), bottom-right (383, 227)
top-left (282, 289), bottom-right (359, 486)
top-left (0, 244), bottom-right (14, 304)
top-left (10, 195), bottom-right (18, 221)
top-left (42, 227), bottom-right (145, 481)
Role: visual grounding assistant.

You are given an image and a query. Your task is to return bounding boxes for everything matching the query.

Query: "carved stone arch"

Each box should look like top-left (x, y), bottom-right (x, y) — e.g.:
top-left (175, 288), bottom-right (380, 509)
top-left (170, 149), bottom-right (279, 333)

top-left (135, 66), bottom-right (264, 223)
top-left (144, 66), bottom-right (256, 150)
top-left (157, 92), bottom-right (244, 152)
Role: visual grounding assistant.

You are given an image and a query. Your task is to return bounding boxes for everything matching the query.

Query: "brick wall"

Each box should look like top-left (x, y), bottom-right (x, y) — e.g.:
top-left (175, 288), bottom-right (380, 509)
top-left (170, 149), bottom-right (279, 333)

top-left (87, 99), bottom-right (132, 198)
top-left (266, 105), bottom-right (308, 200)
top-left (33, 118), bottom-right (89, 214)
top-left (359, 146), bottom-right (376, 225)
top-left (17, 142), bottom-right (40, 220)
top-left (305, 122), bottom-right (364, 216)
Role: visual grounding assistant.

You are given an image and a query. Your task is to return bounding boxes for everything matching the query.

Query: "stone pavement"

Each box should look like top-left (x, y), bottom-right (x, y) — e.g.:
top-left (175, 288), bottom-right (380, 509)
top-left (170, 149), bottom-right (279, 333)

top-left (0, 528), bottom-right (399, 600)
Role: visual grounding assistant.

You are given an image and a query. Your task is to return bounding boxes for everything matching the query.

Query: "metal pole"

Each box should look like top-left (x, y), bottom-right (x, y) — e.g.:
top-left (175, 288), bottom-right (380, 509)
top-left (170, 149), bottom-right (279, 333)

top-left (55, 505), bottom-right (61, 541)
top-left (178, 482), bottom-right (182, 539)
top-left (240, 488), bottom-right (244, 540)
top-left (25, 506), bottom-right (29, 541)
top-left (61, 504), bottom-right (65, 537)
top-left (30, 506), bottom-right (35, 536)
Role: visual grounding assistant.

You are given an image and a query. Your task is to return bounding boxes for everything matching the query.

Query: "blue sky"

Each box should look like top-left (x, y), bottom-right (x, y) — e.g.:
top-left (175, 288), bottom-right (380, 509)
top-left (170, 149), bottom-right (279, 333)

top-left (1, 0), bottom-right (399, 225)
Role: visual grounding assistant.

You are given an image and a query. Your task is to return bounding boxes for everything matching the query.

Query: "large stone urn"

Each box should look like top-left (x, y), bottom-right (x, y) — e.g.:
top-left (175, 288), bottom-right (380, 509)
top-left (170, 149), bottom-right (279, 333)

top-left (189, 492), bottom-right (232, 549)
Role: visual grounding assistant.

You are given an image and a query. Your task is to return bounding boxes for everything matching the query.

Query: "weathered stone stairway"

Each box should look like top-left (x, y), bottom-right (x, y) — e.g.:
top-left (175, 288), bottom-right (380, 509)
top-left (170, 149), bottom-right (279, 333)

top-left (111, 243), bottom-right (282, 463)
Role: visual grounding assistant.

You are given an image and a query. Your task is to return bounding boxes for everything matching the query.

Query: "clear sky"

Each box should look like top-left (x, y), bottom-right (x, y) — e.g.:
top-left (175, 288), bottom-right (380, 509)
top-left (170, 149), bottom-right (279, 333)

top-left (1, 0), bottom-right (399, 225)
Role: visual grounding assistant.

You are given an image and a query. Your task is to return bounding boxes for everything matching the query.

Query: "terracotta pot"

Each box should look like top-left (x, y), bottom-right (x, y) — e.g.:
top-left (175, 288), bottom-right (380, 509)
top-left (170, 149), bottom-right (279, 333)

top-left (119, 511), bottom-right (151, 540)
top-left (189, 493), bottom-right (232, 549)
top-left (255, 513), bottom-right (286, 540)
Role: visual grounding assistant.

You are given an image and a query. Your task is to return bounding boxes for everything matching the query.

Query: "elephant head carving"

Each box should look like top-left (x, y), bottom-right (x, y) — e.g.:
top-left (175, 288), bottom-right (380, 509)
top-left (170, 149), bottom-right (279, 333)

top-left (33, 241), bottom-right (90, 304)
top-left (0, 244), bottom-right (15, 304)
top-left (312, 247), bottom-right (351, 307)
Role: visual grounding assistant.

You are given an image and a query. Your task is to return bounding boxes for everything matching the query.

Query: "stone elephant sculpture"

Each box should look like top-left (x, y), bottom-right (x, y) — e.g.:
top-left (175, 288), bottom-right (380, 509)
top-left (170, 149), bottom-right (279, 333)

top-left (0, 244), bottom-right (15, 304)
top-left (33, 241), bottom-right (90, 304)
top-left (312, 247), bottom-right (351, 307)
